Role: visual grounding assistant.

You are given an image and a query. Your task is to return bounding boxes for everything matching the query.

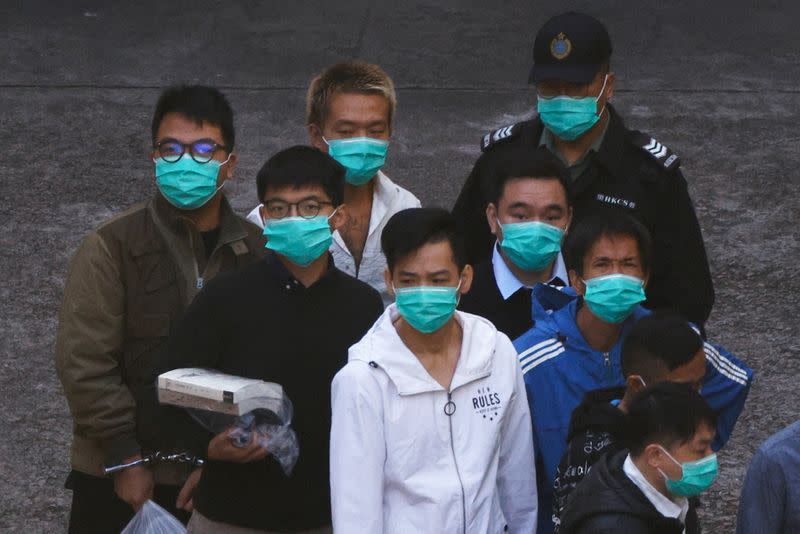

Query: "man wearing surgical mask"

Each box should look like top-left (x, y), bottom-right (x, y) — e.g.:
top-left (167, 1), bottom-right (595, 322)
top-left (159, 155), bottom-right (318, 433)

top-left (55, 86), bottom-right (265, 532)
top-left (162, 146), bottom-right (383, 533)
top-left (453, 11), bottom-right (715, 331)
top-left (247, 61), bottom-right (420, 305)
top-left (330, 208), bottom-right (537, 533)
top-left (560, 383), bottom-right (718, 533)
top-left (459, 148), bottom-right (571, 339)
top-left (553, 312), bottom-right (709, 531)
top-left (513, 212), bottom-right (752, 534)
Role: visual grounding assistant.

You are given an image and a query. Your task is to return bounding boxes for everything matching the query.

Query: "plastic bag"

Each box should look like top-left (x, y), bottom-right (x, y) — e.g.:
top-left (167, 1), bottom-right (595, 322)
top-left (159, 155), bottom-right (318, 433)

top-left (188, 394), bottom-right (300, 476)
top-left (121, 500), bottom-right (186, 534)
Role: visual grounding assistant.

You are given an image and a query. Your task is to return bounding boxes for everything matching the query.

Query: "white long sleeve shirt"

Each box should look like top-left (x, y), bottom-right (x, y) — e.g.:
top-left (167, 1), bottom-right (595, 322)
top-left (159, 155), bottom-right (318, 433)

top-left (330, 306), bottom-right (538, 534)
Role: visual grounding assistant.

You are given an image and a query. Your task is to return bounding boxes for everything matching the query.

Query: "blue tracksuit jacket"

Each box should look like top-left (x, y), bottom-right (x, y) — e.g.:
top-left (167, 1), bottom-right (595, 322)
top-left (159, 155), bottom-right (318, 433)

top-left (515, 286), bottom-right (753, 534)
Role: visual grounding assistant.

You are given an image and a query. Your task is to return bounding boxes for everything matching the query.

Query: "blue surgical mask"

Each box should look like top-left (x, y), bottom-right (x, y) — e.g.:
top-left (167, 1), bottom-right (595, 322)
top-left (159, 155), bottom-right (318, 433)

top-left (537, 75), bottom-right (608, 141)
top-left (393, 282), bottom-right (461, 334)
top-left (658, 446), bottom-right (719, 497)
top-left (498, 220), bottom-right (564, 272)
top-left (582, 273), bottom-right (646, 323)
top-left (263, 213), bottom-right (335, 266)
top-left (154, 154), bottom-right (229, 210)
top-left (325, 137), bottom-right (389, 185)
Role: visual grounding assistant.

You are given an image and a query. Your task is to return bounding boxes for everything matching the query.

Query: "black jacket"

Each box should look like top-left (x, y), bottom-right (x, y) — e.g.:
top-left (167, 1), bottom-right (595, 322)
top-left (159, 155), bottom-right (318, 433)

top-left (458, 259), bottom-right (535, 340)
top-left (560, 450), bottom-right (700, 534)
top-left (452, 106), bottom-right (714, 327)
top-left (160, 254), bottom-right (384, 531)
top-left (553, 387), bottom-right (627, 531)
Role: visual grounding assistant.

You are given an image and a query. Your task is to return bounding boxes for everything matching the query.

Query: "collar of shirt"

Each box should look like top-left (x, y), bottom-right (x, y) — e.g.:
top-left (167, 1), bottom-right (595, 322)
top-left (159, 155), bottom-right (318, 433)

top-left (491, 242), bottom-right (568, 300)
top-left (623, 454), bottom-right (689, 529)
top-left (264, 251), bottom-right (338, 292)
top-left (539, 113), bottom-right (611, 181)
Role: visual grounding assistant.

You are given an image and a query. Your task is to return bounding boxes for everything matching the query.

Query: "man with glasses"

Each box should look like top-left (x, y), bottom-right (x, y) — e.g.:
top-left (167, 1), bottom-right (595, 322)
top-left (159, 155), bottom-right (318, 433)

top-left (247, 61), bottom-right (420, 305)
top-left (55, 85), bottom-right (265, 532)
top-left (452, 11), bottom-right (715, 330)
top-left (161, 146), bottom-right (384, 533)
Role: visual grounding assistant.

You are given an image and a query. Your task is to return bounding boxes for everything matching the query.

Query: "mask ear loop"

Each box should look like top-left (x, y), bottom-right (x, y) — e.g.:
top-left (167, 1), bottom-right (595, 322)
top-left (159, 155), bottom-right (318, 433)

top-left (211, 181), bottom-right (227, 197)
top-left (595, 74), bottom-right (610, 118)
top-left (656, 445), bottom-right (684, 481)
top-left (454, 275), bottom-right (465, 306)
top-left (495, 218), bottom-right (506, 245)
top-left (209, 152), bottom-right (234, 197)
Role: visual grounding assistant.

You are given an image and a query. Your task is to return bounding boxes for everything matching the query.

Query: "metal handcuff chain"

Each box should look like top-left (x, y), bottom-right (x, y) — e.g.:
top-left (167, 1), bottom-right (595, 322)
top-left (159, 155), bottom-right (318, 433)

top-left (104, 451), bottom-right (205, 475)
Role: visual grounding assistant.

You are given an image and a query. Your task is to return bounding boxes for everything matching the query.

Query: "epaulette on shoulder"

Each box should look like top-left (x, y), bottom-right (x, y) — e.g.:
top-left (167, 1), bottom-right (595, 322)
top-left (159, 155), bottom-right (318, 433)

top-left (629, 131), bottom-right (681, 171)
top-left (480, 122), bottom-right (523, 152)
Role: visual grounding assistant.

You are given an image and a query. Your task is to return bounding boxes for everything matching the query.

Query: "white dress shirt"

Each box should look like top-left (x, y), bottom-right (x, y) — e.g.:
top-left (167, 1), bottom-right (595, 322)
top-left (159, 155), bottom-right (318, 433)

top-left (623, 454), bottom-right (689, 533)
top-left (247, 171), bottom-right (420, 305)
top-left (491, 242), bottom-right (568, 300)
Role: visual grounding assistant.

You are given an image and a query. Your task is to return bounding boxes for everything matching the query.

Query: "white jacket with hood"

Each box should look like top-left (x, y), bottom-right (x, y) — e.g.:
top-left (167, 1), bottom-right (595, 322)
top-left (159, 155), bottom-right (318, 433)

top-left (330, 306), bottom-right (538, 534)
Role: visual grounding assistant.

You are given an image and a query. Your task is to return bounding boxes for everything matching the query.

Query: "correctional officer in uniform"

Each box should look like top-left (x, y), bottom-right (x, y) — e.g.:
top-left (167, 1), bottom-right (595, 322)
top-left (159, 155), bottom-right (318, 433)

top-left (452, 11), bottom-right (715, 328)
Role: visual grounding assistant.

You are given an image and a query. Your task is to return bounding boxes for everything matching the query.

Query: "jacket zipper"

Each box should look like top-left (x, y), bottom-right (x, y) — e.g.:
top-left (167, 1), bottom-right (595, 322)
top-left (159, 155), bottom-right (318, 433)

top-left (188, 232), bottom-right (204, 291)
top-left (446, 391), bottom-right (467, 534)
top-left (603, 351), bottom-right (613, 384)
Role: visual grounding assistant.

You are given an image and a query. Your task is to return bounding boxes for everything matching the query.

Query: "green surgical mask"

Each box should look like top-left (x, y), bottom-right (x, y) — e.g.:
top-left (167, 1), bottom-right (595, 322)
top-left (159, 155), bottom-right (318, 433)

top-left (658, 446), bottom-right (719, 497)
top-left (263, 213), bottom-right (335, 266)
top-left (498, 220), bottom-right (564, 271)
top-left (154, 154), bottom-right (229, 210)
top-left (325, 137), bottom-right (389, 185)
top-left (537, 75), bottom-right (608, 141)
top-left (393, 282), bottom-right (461, 334)
top-left (582, 274), bottom-right (646, 323)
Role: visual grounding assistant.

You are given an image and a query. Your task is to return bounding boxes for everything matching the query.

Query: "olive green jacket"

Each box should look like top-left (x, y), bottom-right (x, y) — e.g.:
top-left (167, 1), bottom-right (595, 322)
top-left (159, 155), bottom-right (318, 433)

top-left (55, 194), bottom-right (264, 479)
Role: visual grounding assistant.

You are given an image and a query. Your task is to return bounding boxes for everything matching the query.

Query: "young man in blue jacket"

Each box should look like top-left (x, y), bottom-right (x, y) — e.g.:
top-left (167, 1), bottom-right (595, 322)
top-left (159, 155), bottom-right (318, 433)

top-left (513, 211), bottom-right (753, 534)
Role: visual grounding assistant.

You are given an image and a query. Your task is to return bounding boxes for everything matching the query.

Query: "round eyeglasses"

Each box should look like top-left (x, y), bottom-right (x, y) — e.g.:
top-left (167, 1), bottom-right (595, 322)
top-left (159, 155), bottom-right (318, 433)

top-left (155, 138), bottom-right (229, 164)
top-left (263, 199), bottom-right (334, 220)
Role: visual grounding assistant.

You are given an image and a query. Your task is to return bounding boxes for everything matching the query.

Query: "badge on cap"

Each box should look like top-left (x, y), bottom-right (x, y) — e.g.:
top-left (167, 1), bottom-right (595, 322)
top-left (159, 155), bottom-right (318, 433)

top-left (550, 32), bottom-right (572, 60)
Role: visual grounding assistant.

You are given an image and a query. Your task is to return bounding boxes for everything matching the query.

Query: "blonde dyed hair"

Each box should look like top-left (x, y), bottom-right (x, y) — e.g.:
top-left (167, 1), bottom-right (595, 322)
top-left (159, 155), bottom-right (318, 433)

top-left (306, 61), bottom-right (397, 127)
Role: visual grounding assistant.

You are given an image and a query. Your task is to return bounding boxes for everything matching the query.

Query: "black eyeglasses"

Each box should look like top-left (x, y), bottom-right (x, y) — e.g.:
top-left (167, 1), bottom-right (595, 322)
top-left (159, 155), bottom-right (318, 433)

top-left (263, 199), bottom-right (334, 220)
top-left (154, 138), bottom-right (229, 164)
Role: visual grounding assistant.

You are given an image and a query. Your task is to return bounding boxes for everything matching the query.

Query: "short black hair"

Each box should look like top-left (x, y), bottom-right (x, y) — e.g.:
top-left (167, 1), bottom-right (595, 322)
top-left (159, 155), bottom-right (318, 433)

top-left (625, 382), bottom-right (717, 457)
top-left (151, 85), bottom-right (235, 150)
top-left (564, 211), bottom-right (652, 277)
top-left (488, 147), bottom-right (572, 206)
top-left (256, 146), bottom-right (345, 205)
top-left (622, 312), bottom-right (703, 383)
top-left (382, 208), bottom-right (467, 272)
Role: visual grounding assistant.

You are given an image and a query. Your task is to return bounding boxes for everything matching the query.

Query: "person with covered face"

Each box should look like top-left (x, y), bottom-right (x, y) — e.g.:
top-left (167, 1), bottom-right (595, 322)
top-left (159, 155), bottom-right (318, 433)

top-left (55, 85), bottom-right (265, 533)
top-left (248, 61), bottom-right (420, 305)
top-left (161, 146), bottom-right (383, 533)
top-left (452, 11), bottom-right (714, 331)
top-left (330, 207), bottom-right (537, 534)
top-left (552, 312), bottom-right (709, 531)
top-left (458, 147), bottom-right (572, 340)
top-left (513, 211), bottom-right (752, 534)
top-left (560, 382), bottom-right (719, 533)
